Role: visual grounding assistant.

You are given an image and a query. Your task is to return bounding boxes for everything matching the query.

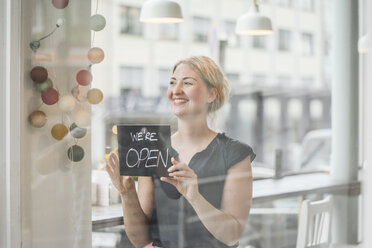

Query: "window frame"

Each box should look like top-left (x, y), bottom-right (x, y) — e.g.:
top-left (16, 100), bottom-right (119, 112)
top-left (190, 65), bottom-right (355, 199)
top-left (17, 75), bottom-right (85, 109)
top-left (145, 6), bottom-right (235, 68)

top-left (0, 0), bottom-right (22, 246)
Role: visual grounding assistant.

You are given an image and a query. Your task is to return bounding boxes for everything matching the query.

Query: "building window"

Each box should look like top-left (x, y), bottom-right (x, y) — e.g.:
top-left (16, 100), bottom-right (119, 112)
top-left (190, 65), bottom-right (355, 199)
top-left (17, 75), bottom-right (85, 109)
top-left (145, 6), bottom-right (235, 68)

top-left (251, 36), bottom-right (266, 49)
top-left (301, 32), bottom-right (314, 55)
top-left (192, 16), bottom-right (211, 43)
top-left (278, 29), bottom-right (292, 51)
top-left (223, 20), bottom-right (240, 47)
top-left (119, 66), bottom-right (144, 93)
top-left (158, 68), bottom-right (172, 92)
top-left (119, 6), bottom-right (142, 36)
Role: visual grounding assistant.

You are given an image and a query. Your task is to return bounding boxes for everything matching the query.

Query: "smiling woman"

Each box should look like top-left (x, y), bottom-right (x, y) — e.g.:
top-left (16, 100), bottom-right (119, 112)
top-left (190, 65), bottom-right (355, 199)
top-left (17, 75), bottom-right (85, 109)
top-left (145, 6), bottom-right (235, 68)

top-left (106, 56), bottom-right (256, 248)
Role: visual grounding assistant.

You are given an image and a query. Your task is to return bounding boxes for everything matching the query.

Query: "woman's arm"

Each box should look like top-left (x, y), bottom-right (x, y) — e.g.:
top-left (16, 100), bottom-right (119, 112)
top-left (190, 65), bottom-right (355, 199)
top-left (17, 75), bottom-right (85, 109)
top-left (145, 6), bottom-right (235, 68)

top-left (161, 156), bottom-right (252, 246)
top-left (106, 150), bottom-right (155, 248)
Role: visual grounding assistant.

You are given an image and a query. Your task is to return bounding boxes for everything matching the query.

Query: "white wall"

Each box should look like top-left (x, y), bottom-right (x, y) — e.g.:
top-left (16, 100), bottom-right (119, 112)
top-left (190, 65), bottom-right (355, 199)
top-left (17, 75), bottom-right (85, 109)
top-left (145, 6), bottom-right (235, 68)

top-left (20, 0), bottom-right (92, 247)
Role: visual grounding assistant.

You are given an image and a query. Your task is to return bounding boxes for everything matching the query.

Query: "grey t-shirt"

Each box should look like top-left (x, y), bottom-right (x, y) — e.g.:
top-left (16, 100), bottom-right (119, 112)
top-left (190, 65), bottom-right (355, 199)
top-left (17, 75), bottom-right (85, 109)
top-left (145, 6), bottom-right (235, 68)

top-left (150, 133), bottom-right (256, 248)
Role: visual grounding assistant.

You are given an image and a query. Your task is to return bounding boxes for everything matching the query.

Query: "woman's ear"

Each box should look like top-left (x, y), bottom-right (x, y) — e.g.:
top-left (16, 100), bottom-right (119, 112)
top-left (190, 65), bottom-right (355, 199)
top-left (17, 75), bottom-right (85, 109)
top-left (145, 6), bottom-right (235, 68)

top-left (207, 88), bottom-right (217, 103)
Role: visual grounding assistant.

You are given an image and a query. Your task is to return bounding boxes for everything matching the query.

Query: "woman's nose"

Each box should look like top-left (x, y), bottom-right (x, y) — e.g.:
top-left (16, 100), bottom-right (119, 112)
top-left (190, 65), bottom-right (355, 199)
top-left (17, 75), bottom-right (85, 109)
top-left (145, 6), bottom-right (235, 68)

top-left (173, 82), bottom-right (183, 94)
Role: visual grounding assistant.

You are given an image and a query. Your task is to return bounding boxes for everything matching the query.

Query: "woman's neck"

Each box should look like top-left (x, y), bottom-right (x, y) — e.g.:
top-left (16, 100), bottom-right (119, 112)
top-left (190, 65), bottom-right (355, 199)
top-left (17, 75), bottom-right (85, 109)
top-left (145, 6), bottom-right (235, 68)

top-left (175, 115), bottom-right (215, 143)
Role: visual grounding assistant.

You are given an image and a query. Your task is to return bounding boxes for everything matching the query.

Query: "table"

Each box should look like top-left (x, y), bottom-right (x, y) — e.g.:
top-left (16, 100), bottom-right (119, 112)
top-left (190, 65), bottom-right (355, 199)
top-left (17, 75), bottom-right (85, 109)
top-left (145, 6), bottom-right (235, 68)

top-left (92, 172), bottom-right (361, 230)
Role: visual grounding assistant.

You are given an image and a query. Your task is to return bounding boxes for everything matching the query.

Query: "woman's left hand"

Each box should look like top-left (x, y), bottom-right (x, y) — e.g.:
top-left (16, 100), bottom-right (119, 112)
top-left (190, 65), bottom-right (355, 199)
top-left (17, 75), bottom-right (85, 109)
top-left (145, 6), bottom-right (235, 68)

top-left (161, 157), bottom-right (200, 202)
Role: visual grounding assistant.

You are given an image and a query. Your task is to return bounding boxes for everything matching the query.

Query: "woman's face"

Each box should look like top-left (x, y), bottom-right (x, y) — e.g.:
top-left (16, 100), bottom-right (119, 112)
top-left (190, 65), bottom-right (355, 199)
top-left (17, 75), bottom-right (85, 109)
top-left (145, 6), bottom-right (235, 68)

top-left (167, 63), bottom-right (215, 118)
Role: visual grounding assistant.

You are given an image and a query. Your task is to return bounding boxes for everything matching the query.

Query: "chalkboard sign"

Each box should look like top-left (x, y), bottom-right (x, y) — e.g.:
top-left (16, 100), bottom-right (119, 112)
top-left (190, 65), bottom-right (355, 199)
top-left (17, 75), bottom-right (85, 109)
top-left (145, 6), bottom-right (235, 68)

top-left (117, 124), bottom-right (171, 177)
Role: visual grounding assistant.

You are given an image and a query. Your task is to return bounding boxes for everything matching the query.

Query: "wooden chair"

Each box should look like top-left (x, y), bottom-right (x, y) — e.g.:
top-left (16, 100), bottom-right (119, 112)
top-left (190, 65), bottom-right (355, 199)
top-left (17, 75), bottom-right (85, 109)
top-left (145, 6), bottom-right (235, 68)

top-left (296, 197), bottom-right (333, 248)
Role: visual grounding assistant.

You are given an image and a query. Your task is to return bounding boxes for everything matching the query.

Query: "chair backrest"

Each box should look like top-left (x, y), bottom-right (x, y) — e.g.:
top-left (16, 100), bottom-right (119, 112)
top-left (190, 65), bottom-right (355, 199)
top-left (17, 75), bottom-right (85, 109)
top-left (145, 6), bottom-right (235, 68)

top-left (296, 196), bottom-right (333, 248)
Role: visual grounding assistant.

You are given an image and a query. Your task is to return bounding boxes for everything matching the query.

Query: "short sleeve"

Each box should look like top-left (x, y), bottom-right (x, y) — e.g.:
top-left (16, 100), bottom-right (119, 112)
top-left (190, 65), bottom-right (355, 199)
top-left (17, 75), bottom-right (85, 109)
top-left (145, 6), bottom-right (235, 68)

top-left (226, 138), bottom-right (256, 169)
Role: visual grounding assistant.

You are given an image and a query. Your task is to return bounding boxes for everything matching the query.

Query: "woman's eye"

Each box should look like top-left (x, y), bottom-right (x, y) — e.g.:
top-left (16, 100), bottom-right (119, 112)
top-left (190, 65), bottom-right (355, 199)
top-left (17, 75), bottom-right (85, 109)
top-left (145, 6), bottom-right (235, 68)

top-left (169, 81), bottom-right (175, 85)
top-left (184, 81), bottom-right (192, 85)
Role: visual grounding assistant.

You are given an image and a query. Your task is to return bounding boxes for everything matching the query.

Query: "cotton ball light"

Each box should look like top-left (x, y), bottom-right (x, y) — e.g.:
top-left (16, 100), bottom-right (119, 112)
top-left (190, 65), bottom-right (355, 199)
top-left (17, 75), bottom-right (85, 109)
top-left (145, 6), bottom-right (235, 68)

top-left (28, 110), bottom-right (47, 128)
top-left (88, 47), bottom-right (104, 64)
top-left (69, 122), bottom-right (87, 139)
top-left (76, 69), bottom-right (92, 86)
top-left (52, 0), bottom-right (69, 9)
top-left (56, 18), bottom-right (65, 27)
top-left (31, 66), bottom-right (48, 83)
top-left (67, 145), bottom-right (85, 162)
top-left (112, 125), bottom-right (117, 135)
top-left (74, 110), bottom-right (90, 127)
top-left (87, 88), bottom-right (103, 104)
top-left (89, 14), bottom-right (106, 31)
top-left (41, 87), bottom-right (59, 105)
top-left (58, 94), bottom-right (76, 112)
top-left (36, 78), bottom-right (53, 92)
top-left (51, 123), bottom-right (68, 140)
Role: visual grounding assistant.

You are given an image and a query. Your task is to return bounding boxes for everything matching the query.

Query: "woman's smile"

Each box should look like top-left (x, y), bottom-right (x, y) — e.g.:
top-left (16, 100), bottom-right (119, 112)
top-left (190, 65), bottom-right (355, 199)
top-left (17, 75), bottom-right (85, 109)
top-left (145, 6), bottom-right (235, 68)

top-left (173, 97), bottom-right (189, 105)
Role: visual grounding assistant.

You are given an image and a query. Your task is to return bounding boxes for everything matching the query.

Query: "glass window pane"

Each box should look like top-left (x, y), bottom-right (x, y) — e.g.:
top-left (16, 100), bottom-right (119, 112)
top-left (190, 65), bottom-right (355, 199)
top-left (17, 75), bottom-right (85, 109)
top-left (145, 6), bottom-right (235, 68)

top-left (120, 5), bottom-right (142, 35)
top-left (278, 29), bottom-right (292, 51)
top-left (302, 32), bottom-right (314, 55)
top-left (119, 66), bottom-right (144, 93)
top-left (192, 16), bottom-right (211, 42)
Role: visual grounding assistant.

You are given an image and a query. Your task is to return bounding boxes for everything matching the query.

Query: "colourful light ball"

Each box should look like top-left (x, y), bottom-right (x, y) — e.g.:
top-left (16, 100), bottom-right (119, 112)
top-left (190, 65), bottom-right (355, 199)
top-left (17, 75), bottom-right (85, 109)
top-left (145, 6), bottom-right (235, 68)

top-left (52, 0), bottom-right (69, 9)
top-left (56, 18), bottom-right (65, 27)
top-left (69, 122), bottom-right (87, 139)
top-left (41, 88), bottom-right (59, 105)
top-left (51, 123), bottom-right (68, 140)
top-left (36, 78), bottom-right (53, 92)
top-left (87, 88), bottom-right (103, 104)
top-left (31, 66), bottom-right (48, 83)
top-left (88, 47), bottom-right (105, 64)
top-left (74, 110), bottom-right (90, 127)
top-left (67, 145), bottom-right (85, 162)
top-left (28, 110), bottom-right (47, 128)
top-left (89, 14), bottom-right (106, 31)
top-left (58, 94), bottom-right (76, 112)
top-left (76, 70), bottom-right (92, 86)
top-left (112, 125), bottom-right (117, 135)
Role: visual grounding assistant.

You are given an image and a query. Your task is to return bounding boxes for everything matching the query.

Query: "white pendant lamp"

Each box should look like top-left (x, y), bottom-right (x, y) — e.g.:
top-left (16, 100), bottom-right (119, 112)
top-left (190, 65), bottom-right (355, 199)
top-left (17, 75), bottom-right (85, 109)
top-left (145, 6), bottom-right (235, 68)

top-left (140, 0), bottom-right (183, 23)
top-left (236, 0), bottom-right (273, 36)
top-left (358, 33), bottom-right (369, 54)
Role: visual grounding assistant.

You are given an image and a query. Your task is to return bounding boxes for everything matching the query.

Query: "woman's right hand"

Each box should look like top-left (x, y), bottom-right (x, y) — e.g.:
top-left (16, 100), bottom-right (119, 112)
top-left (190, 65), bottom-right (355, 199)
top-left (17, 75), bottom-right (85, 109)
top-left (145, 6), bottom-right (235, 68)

top-left (105, 148), bottom-right (135, 195)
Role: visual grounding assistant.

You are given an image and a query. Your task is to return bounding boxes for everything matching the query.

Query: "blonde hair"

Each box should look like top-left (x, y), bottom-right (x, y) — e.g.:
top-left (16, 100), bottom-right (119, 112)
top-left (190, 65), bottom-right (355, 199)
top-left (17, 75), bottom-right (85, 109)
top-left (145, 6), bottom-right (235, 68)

top-left (172, 56), bottom-right (230, 113)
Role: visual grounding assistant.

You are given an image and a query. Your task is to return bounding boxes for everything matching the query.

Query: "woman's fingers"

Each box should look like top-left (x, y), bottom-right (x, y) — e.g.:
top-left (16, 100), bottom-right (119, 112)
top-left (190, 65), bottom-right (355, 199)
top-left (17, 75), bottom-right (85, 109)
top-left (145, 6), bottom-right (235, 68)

top-left (108, 152), bottom-right (120, 172)
top-left (169, 170), bottom-right (194, 178)
top-left (105, 159), bottom-right (116, 178)
top-left (160, 177), bottom-right (178, 186)
top-left (111, 152), bottom-right (120, 169)
top-left (171, 157), bottom-right (178, 165)
top-left (168, 162), bottom-right (192, 173)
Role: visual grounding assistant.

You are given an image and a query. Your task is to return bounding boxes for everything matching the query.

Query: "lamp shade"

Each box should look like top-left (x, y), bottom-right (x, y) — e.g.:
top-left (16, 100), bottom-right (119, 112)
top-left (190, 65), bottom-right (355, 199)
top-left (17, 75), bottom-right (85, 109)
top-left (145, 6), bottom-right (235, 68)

top-left (358, 33), bottom-right (369, 54)
top-left (235, 3), bottom-right (273, 36)
top-left (140, 0), bottom-right (183, 23)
